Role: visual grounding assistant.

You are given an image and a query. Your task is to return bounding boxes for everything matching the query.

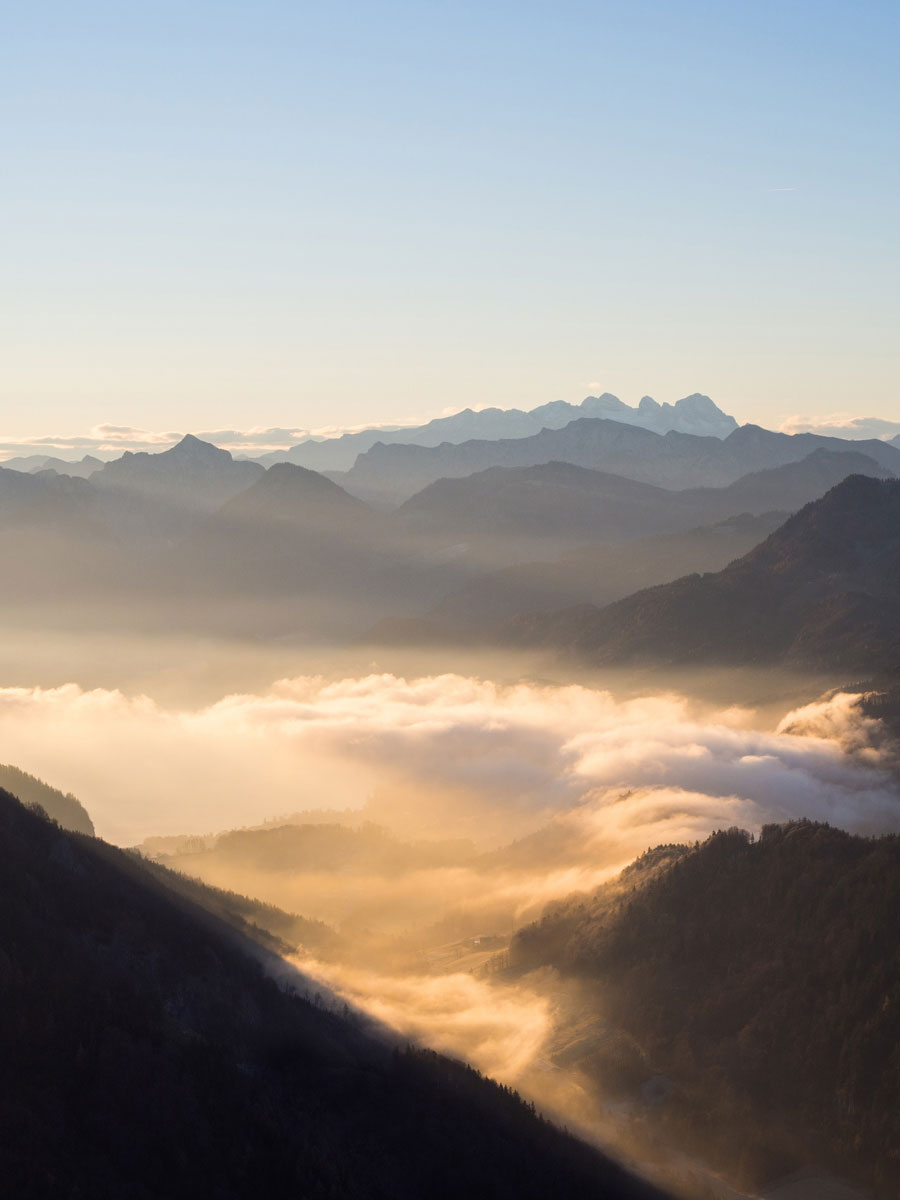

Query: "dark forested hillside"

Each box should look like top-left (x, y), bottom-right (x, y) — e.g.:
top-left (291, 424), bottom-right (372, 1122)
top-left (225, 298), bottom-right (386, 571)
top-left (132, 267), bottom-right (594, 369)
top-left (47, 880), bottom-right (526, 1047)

top-left (0, 791), bottom-right (665, 1200)
top-left (0, 764), bottom-right (94, 835)
top-left (512, 822), bottom-right (900, 1195)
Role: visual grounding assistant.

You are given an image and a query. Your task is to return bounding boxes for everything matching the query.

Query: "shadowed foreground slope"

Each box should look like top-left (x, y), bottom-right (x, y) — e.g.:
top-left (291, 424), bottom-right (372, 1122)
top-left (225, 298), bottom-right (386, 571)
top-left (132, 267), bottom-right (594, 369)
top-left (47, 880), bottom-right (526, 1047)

top-left (0, 792), bottom-right (665, 1200)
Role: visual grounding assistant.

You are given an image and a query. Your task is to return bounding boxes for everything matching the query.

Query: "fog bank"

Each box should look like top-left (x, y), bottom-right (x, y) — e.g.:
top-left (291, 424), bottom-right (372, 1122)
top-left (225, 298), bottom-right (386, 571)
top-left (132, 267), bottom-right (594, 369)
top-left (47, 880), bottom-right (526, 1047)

top-left (0, 673), bottom-right (896, 848)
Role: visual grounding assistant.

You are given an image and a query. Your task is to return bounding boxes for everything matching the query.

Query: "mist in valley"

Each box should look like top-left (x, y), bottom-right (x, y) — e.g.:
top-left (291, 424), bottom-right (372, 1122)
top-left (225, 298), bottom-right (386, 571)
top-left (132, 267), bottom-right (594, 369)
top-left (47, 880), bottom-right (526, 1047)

top-left (5, 4), bottom-right (900, 1195)
top-left (2, 625), bottom-right (896, 1197)
top-left (2, 403), bottom-right (899, 1200)
top-left (3, 439), bottom-right (899, 1200)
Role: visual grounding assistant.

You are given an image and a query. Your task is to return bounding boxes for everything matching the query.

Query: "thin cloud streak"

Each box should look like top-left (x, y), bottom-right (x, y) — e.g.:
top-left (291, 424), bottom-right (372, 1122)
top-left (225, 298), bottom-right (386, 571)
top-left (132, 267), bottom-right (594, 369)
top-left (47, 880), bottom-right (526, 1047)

top-left (0, 416), bottom-right (443, 461)
top-left (779, 412), bottom-right (900, 439)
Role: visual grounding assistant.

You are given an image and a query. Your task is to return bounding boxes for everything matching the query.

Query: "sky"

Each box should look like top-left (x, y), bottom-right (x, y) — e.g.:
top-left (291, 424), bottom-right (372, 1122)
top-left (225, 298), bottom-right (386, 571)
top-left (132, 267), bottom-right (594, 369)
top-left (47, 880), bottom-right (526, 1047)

top-left (2, 0), bottom-right (898, 448)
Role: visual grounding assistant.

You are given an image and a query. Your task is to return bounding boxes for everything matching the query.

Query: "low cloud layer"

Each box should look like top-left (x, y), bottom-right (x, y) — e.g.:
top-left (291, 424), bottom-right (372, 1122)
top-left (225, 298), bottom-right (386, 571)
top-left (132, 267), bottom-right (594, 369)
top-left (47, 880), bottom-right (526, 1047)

top-left (294, 954), bottom-right (552, 1084)
top-left (0, 417), bottom-right (427, 461)
top-left (0, 674), bottom-right (897, 852)
top-left (779, 411), bottom-right (900, 440)
top-left (0, 423), bottom-right (307, 459)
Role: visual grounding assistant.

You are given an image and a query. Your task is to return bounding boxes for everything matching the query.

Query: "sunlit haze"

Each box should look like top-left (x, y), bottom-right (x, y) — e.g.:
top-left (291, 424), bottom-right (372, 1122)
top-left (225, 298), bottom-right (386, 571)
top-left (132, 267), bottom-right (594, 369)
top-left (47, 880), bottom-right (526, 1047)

top-left (3, 7), bottom-right (900, 1200)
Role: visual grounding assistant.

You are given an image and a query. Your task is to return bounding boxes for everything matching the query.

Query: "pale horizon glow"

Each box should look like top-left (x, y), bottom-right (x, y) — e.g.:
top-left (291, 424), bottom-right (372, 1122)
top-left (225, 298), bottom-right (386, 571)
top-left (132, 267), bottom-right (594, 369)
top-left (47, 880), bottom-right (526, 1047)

top-left (1, 1), bottom-right (898, 438)
top-left (3, 392), bottom-right (900, 463)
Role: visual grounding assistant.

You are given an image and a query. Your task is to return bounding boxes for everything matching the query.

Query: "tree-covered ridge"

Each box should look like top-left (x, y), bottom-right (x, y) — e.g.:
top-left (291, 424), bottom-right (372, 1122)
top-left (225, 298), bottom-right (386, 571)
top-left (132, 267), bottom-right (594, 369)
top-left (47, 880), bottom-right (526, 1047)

top-left (0, 790), bottom-right (666, 1200)
top-left (0, 763), bottom-right (94, 835)
top-left (135, 853), bottom-right (346, 958)
top-left (512, 822), bottom-right (900, 1195)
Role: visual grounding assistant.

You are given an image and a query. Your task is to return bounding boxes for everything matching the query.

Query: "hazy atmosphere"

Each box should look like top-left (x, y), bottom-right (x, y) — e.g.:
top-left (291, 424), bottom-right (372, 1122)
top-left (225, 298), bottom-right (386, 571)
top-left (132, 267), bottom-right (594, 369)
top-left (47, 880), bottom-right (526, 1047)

top-left (2, 4), bottom-right (899, 1200)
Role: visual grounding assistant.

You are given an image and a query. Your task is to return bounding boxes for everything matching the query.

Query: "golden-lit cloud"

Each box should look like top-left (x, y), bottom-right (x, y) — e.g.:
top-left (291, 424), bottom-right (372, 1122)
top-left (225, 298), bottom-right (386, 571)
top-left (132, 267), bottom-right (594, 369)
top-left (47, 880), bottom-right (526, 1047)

top-left (778, 412), bottom-right (900, 439)
top-left (0, 675), bottom-right (896, 852)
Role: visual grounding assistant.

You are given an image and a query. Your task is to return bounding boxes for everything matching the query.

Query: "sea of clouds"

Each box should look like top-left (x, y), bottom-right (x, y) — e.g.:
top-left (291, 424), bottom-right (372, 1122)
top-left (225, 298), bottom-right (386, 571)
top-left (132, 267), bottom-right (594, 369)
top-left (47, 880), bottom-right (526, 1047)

top-left (0, 673), bottom-right (896, 850)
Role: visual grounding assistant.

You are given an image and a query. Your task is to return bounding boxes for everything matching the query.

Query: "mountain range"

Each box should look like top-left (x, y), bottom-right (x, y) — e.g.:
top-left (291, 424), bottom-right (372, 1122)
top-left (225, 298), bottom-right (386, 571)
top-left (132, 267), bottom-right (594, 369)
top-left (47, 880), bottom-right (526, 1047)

top-left (1, 424), bottom-right (898, 646)
top-left (253, 392), bottom-right (739, 472)
top-left (333, 419), bottom-right (900, 506)
top-left (395, 447), bottom-right (892, 561)
top-left (368, 511), bottom-right (790, 640)
top-left (506, 475), bottom-right (900, 676)
top-left (0, 452), bottom-right (104, 477)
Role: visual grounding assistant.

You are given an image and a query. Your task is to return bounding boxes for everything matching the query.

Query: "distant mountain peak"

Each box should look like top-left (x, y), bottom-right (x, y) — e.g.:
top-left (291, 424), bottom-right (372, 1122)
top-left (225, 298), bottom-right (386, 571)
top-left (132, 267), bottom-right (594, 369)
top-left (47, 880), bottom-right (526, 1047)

top-left (166, 434), bottom-right (232, 462)
top-left (221, 460), bottom-right (366, 522)
top-left (255, 392), bottom-right (742, 474)
top-left (675, 392), bottom-right (718, 412)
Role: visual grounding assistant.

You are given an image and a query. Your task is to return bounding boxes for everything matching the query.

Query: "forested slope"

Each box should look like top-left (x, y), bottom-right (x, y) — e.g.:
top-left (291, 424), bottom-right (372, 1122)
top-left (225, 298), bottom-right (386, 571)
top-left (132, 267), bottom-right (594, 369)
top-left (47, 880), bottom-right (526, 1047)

top-left (0, 791), bottom-right (665, 1200)
top-left (512, 823), bottom-right (900, 1194)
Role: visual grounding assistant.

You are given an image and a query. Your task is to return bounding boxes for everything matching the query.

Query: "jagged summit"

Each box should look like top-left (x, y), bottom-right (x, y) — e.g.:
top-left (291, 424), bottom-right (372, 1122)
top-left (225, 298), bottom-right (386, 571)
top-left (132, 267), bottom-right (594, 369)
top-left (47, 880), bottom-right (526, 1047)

top-left (256, 392), bottom-right (741, 472)
top-left (633, 392), bottom-right (738, 436)
top-left (93, 432), bottom-right (263, 513)
top-left (676, 392), bottom-right (725, 413)
top-left (168, 432), bottom-right (228, 458)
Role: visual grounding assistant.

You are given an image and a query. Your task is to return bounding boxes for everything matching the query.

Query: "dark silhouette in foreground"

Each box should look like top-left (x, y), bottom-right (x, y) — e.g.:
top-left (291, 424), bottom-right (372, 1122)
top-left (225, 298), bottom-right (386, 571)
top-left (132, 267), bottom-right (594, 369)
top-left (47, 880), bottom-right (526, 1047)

top-left (0, 790), bottom-right (666, 1200)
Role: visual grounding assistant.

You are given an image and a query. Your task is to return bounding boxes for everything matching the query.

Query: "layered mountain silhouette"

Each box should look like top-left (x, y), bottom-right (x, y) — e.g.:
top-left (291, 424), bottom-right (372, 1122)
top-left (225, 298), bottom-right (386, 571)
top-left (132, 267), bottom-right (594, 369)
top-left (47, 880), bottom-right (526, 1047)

top-left (506, 475), bottom-right (900, 675)
top-left (158, 462), bottom-right (423, 634)
top-left (175, 460), bottom-right (383, 588)
top-left (94, 433), bottom-right (263, 522)
top-left (370, 512), bottom-right (788, 640)
top-left (2, 425), bottom-right (897, 643)
top-left (255, 393), bottom-right (738, 472)
top-left (396, 448), bottom-right (892, 560)
top-left (1, 453), bottom-right (104, 478)
top-left (334, 419), bottom-right (900, 506)
top-left (0, 465), bottom-right (119, 597)
top-left (511, 822), bottom-right (900, 1195)
top-left (0, 791), bottom-right (665, 1200)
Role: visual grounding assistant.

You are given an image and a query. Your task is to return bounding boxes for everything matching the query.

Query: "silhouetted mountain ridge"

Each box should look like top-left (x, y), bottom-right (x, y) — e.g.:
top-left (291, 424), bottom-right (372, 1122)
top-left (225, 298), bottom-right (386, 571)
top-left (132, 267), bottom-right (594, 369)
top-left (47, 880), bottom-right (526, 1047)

top-left (337, 418), bottom-right (900, 506)
top-left (395, 448), bottom-right (891, 559)
top-left (94, 434), bottom-right (264, 515)
top-left (255, 393), bottom-right (738, 472)
top-left (506, 476), bottom-right (900, 675)
top-left (0, 790), bottom-right (665, 1200)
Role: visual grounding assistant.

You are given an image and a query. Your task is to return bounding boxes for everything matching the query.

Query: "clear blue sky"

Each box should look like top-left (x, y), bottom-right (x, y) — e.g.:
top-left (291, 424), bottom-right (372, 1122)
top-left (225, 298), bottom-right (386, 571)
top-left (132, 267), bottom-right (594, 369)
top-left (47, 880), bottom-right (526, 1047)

top-left (2, 0), bottom-right (898, 441)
